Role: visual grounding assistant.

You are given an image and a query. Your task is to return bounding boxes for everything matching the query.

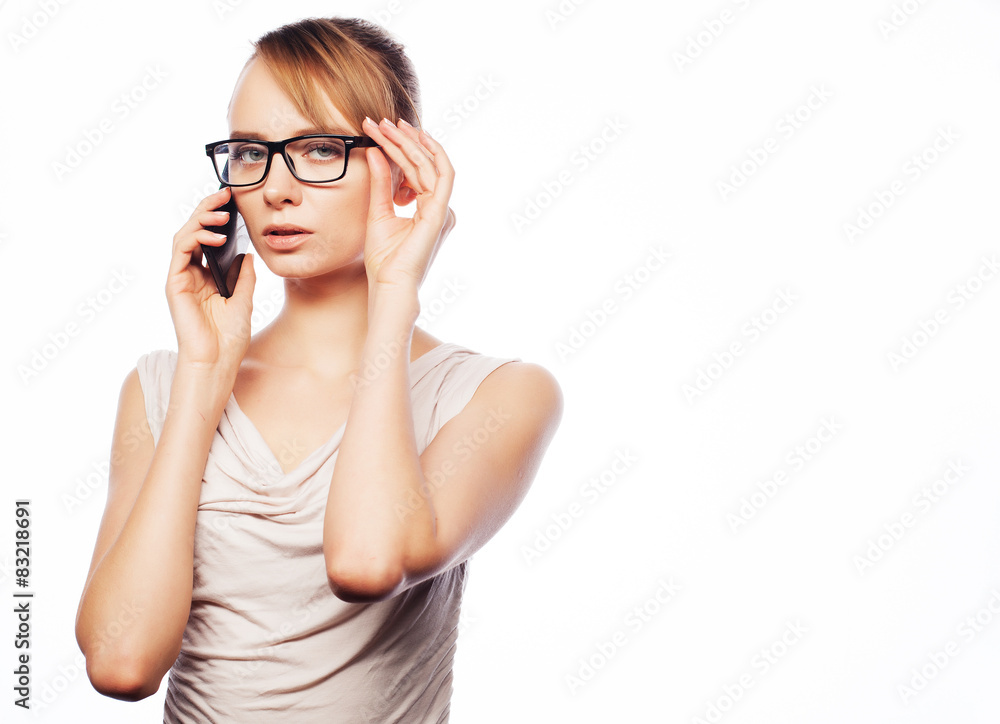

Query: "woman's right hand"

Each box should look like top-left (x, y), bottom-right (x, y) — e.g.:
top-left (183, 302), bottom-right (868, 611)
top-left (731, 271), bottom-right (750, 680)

top-left (166, 185), bottom-right (256, 375)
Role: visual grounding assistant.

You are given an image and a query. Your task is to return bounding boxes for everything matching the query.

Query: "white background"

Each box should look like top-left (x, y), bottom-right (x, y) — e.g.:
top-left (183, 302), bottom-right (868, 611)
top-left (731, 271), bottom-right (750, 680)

top-left (2, 0), bottom-right (1000, 721)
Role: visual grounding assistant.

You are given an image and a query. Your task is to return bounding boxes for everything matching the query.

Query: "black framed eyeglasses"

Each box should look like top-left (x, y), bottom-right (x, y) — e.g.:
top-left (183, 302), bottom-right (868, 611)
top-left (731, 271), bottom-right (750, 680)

top-left (204, 134), bottom-right (380, 186)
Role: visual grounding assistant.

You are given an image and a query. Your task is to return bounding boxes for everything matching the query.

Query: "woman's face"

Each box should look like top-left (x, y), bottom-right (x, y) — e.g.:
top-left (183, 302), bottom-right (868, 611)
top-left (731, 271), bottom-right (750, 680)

top-left (226, 57), bottom-right (398, 283)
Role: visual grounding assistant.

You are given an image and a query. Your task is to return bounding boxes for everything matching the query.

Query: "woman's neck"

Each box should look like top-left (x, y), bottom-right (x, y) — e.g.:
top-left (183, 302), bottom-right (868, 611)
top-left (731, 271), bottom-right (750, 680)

top-left (249, 267), bottom-right (380, 380)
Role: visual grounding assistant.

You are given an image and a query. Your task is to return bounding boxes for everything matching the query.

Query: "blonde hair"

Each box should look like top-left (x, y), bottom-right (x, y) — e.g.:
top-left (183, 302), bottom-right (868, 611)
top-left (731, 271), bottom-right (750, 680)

top-left (236, 16), bottom-right (422, 135)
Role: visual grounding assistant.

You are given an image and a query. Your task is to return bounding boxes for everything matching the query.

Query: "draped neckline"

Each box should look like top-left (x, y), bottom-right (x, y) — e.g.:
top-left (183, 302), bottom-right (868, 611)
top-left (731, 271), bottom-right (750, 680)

top-left (222, 342), bottom-right (457, 483)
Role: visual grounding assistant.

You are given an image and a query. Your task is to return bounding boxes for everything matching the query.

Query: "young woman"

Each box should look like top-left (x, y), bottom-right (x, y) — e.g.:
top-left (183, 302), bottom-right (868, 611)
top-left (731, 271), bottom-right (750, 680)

top-left (75, 16), bottom-right (562, 722)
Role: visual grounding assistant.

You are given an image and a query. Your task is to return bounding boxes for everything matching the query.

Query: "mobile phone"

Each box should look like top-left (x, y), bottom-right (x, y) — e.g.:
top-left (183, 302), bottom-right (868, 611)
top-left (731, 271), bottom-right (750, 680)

top-left (201, 184), bottom-right (248, 298)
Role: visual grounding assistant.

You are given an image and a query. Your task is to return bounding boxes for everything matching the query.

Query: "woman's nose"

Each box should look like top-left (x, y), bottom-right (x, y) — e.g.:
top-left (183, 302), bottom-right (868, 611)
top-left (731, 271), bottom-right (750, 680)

top-left (262, 152), bottom-right (300, 205)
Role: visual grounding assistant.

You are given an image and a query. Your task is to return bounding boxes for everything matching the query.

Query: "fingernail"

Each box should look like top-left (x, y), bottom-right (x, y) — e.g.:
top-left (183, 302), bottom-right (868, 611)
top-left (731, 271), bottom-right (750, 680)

top-left (364, 116), bottom-right (376, 128)
top-left (381, 117), bottom-right (395, 128)
top-left (398, 118), bottom-right (412, 128)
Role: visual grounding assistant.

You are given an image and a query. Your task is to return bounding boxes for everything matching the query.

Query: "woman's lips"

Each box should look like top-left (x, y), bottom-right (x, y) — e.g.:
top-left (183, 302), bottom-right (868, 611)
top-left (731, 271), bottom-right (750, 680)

top-left (264, 231), bottom-right (311, 251)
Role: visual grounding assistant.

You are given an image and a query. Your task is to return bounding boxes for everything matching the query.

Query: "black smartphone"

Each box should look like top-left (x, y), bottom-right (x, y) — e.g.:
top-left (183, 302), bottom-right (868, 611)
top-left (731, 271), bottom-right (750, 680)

top-left (201, 184), bottom-right (247, 298)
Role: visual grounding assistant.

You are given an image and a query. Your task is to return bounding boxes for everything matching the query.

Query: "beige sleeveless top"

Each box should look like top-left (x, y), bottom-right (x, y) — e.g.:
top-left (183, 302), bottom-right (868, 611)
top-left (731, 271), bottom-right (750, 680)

top-left (135, 342), bottom-right (520, 723)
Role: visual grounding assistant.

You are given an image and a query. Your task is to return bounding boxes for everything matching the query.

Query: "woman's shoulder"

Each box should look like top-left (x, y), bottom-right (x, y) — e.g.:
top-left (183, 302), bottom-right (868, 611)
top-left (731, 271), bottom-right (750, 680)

top-left (417, 336), bottom-right (518, 370)
top-left (419, 329), bottom-right (559, 385)
top-left (137, 347), bottom-right (178, 362)
top-left (135, 347), bottom-right (178, 378)
top-left (130, 348), bottom-right (180, 441)
top-left (420, 336), bottom-right (559, 409)
top-left (415, 338), bottom-right (562, 452)
top-left (414, 327), bottom-right (518, 365)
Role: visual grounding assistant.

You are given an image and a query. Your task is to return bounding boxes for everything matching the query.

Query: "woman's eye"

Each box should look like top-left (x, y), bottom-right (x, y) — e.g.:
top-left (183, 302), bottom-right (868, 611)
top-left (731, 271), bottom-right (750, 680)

top-left (232, 147), bottom-right (265, 164)
top-left (307, 144), bottom-right (343, 160)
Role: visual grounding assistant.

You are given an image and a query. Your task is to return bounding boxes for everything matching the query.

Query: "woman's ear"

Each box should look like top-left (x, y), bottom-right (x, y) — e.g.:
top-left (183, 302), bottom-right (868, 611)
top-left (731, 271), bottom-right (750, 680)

top-left (392, 183), bottom-right (417, 206)
top-left (389, 162), bottom-right (417, 206)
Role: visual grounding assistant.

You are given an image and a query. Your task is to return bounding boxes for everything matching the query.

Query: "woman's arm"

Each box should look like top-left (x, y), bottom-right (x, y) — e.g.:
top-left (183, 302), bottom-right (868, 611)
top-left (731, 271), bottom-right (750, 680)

top-left (323, 286), bottom-right (563, 603)
top-left (323, 119), bottom-right (563, 602)
top-left (323, 289), bottom-right (426, 601)
top-left (76, 185), bottom-right (256, 700)
top-left (75, 364), bottom-right (234, 701)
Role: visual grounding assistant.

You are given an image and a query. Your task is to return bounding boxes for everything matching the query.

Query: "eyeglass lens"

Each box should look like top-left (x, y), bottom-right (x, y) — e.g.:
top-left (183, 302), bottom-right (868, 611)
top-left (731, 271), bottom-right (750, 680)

top-left (213, 137), bottom-right (350, 184)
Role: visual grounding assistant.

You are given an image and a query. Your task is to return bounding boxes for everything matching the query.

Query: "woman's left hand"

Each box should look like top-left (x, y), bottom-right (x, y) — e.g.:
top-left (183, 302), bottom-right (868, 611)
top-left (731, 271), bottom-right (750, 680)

top-left (361, 116), bottom-right (456, 299)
